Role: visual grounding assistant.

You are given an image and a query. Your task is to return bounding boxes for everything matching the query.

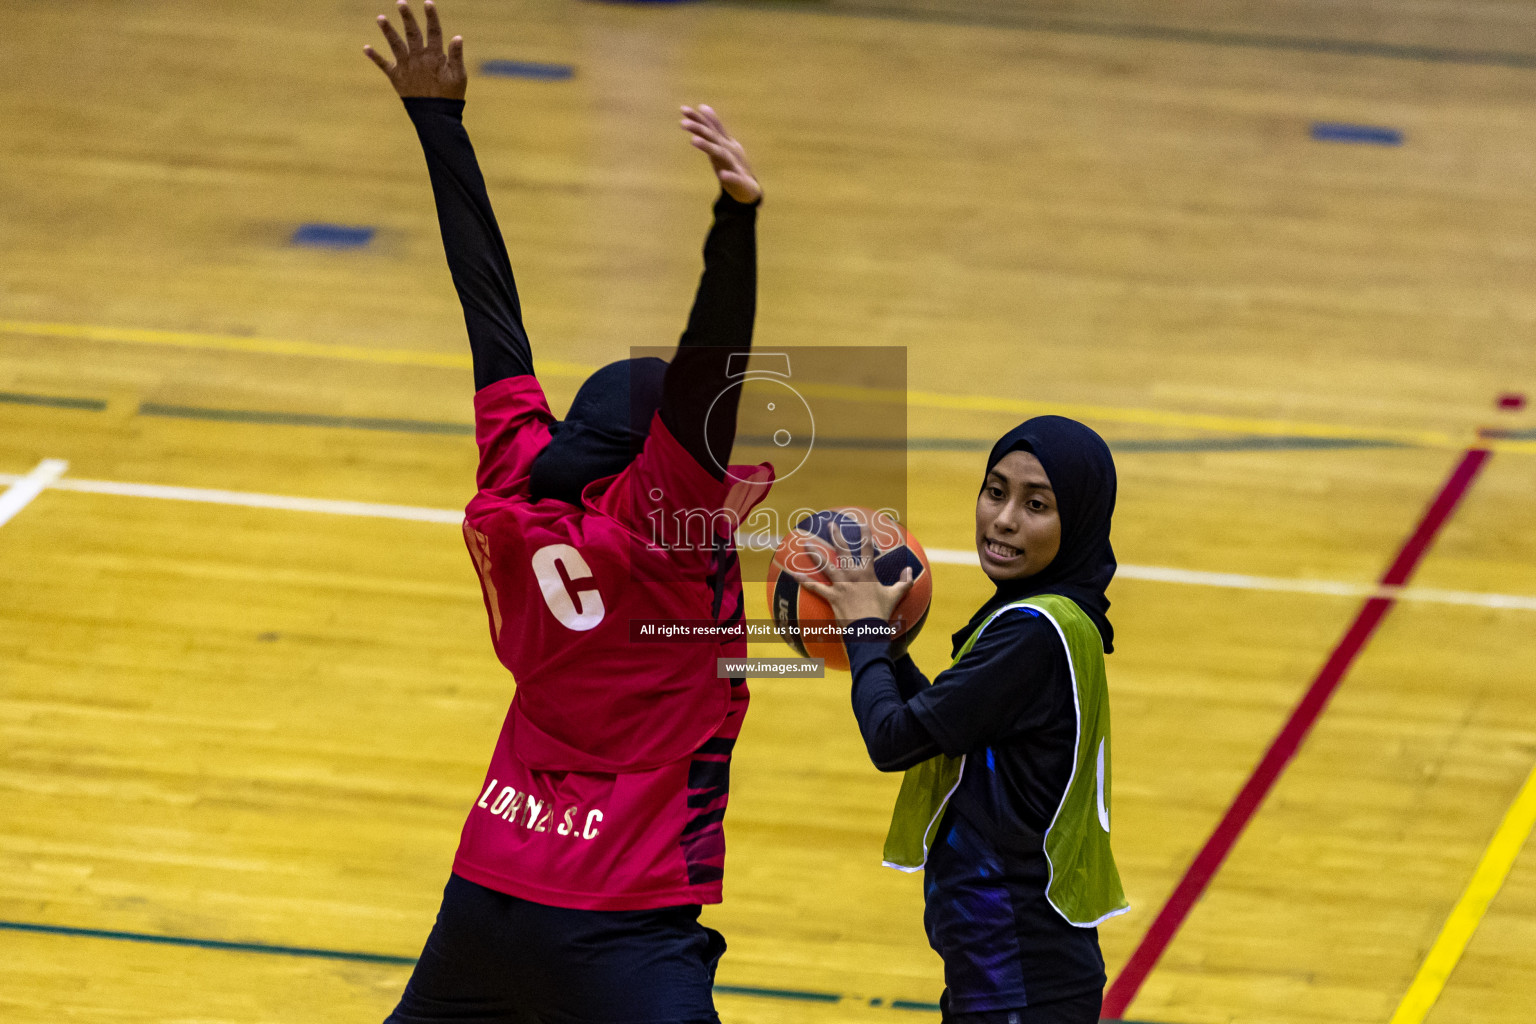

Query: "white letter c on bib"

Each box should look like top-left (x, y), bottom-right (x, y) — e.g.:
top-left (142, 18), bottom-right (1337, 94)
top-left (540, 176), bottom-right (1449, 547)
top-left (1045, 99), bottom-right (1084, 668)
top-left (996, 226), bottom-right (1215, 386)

top-left (530, 544), bottom-right (605, 631)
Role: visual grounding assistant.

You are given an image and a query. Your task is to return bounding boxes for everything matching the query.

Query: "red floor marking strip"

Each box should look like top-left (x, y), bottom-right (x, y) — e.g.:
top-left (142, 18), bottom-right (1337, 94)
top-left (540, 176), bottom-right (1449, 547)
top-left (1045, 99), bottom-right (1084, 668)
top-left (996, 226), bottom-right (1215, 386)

top-left (1102, 447), bottom-right (1492, 1019)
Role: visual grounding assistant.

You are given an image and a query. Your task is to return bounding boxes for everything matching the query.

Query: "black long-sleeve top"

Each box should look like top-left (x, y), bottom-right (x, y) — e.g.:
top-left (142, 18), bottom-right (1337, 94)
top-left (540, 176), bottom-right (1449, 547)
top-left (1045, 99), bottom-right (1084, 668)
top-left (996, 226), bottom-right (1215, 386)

top-left (845, 620), bottom-right (941, 771)
top-left (405, 97), bottom-right (533, 387)
top-left (403, 97), bottom-right (759, 477)
top-left (845, 610), bottom-right (1078, 835)
top-left (846, 608), bottom-right (1106, 1008)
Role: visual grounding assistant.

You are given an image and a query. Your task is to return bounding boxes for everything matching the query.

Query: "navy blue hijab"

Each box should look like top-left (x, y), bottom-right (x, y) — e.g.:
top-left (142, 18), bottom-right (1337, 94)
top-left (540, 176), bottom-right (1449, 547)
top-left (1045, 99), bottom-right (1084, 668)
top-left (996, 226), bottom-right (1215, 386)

top-left (952, 415), bottom-right (1118, 655)
top-left (528, 356), bottom-right (668, 505)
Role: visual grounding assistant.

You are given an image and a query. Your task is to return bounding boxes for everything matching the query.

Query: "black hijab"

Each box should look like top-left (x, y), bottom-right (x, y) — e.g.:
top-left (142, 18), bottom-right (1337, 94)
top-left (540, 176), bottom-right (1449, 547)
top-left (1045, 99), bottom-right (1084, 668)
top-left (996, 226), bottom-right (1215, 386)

top-left (528, 357), bottom-right (668, 505)
top-left (951, 415), bottom-right (1118, 656)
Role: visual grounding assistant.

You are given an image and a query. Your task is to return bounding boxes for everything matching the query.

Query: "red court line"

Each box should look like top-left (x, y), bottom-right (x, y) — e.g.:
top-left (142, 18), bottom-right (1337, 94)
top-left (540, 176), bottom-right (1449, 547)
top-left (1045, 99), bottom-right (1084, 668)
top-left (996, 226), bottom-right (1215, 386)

top-left (1103, 447), bottom-right (1492, 1018)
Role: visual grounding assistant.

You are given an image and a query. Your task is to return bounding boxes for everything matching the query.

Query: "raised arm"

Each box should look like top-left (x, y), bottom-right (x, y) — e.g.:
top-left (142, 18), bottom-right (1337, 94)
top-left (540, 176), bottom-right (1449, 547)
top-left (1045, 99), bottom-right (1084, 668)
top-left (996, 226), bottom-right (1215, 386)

top-left (367, 1), bottom-right (533, 388)
top-left (659, 106), bottom-right (763, 477)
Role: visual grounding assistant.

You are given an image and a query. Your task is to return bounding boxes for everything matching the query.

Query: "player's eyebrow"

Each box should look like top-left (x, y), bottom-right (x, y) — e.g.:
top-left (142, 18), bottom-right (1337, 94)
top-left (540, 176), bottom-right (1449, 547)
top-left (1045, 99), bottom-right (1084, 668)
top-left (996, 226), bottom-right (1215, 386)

top-left (987, 468), bottom-right (1054, 493)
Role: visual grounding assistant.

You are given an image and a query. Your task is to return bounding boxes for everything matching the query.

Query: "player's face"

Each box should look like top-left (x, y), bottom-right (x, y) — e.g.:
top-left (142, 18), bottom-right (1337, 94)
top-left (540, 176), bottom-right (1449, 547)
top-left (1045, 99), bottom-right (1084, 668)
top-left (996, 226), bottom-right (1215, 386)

top-left (974, 451), bottom-right (1061, 582)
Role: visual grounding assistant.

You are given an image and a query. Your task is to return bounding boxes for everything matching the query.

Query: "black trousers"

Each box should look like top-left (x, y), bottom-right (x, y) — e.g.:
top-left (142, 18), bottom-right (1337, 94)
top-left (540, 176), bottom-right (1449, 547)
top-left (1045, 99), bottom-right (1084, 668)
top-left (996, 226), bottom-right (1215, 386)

top-left (941, 988), bottom-right (1104, 1024)
top-left (385, 874), bottom-right (725, 1024)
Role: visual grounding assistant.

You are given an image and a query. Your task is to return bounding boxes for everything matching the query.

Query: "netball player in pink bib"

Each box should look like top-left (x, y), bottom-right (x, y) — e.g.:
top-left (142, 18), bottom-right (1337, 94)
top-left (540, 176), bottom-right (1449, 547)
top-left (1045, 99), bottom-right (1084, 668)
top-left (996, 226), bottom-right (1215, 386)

top-left (366, 3), bottom-right (771, 1020)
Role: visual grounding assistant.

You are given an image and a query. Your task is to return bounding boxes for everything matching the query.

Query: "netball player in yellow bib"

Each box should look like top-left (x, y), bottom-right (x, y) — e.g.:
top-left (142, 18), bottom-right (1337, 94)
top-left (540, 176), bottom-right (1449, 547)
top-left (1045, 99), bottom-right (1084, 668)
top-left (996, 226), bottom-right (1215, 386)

top-left (798, 416), bottom-right (1128, 1024)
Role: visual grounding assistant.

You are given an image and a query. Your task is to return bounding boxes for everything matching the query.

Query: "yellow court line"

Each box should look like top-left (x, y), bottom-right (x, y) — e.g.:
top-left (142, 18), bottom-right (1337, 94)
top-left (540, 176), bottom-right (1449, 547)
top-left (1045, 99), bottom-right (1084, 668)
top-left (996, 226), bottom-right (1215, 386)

top-left (2, 317), bottom-right (1520, 452)
top-left (902, 387), bottom-right (1466, 448)
top-left (1388, 761), bottom-right (1536, 1024)
top-left (0, 319), bottom-right (596, 379)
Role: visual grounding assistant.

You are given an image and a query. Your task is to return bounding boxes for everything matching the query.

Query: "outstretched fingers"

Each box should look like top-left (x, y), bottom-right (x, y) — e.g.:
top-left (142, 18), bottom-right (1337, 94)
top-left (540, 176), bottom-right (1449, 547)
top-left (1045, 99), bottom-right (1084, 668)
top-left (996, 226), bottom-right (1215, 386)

top-left (377, 14), bottom-right (409, 62)
top-left (367, 1), bottom-right (467, 99)
top-left (398, 0), bottom-right (424, 50)
top-left (696, 104), bottom-right (728, 135)
top-left (424, 0), bottom-right (443, 50)
top-left (681, 106), bottom-right (729, 142)
top-left (687, 134), bottom-right (731, 161)
top-left (363, 43), bottom-right (393, 73)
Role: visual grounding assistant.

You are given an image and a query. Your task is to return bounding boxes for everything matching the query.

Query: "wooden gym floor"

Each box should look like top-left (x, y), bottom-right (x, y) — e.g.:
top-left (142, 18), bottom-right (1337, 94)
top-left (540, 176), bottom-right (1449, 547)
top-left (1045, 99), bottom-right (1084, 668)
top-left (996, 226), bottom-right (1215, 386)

top-left (3, 1), bottom-right (1534, 1022)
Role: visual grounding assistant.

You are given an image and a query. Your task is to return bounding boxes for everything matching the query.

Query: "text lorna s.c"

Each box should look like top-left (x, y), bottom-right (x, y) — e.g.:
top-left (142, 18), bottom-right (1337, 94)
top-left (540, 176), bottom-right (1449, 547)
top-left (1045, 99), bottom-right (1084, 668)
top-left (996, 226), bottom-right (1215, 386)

top-left (475, 779), bottom-right (605, 840)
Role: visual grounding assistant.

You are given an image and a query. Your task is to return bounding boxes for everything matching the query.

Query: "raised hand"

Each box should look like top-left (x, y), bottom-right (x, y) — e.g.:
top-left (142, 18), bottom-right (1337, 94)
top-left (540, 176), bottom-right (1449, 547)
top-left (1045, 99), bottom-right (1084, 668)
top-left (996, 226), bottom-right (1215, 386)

top-left (365, 0), bottom-right (467, 100)
top-left (681, 105), bottom-right (762, 204)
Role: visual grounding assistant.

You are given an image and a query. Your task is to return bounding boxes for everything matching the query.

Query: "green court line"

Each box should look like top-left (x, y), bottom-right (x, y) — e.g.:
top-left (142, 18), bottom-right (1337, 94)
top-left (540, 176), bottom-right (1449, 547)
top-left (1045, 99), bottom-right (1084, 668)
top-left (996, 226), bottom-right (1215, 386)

top-left (3, 393), bottom-right (1421, 453)
top-left (138, 405), bottom-right (1411, 452)
top-left (9, 396), bottom-right (1423, 453)
top-left (1480, 426), bottom-right (1536, 441)
top-left (715, 983), bottom-right (841, 1003)
top-left (909, 435), bottom-right (1404, 453)
top-left (710, 0), bottom-right (1536, 70)
top-left (0, 390), bottom-right (108, 411)
top-left (0, 919), bottom-right (415, 965)
top-left (0, 919), bottom-right (866, 1008)
top-left (4, 318), bottom-right (1507, 450)
top-left (1108, 435), bottom-right (1404, 453)
top-left (138, 402), bottom-right (474, 436)
top-left (0, 917), bottom-right (1171, 1018)
top-left (3, 921), bottom-right (1189, 1024)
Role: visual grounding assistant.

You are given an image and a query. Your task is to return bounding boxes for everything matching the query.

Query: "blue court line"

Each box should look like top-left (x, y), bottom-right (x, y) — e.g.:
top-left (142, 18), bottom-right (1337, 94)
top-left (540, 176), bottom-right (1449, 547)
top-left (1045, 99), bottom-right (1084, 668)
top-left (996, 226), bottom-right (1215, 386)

top-left (0, 918), bottom-right (1170, 1019)
top-left (1311, 122), bottom-right (1403, 145)
top-left (291, 223), bottom-right (376, 249)
top-left (0, 390), bottom-right (107, 411)
top-left (137, 403), bottom-right (474, 436)
top-left (0, 919), bottom-right (415, 965)
top-left (1108, 435), bottom-right (1404, 453)
top-left (1480, 426), bottom-right (1536, 440)
top-left (0, 919), bottom-right (880, 1009)
top-left (907, 435), bottom-right (1403, 453)
top-left (715, 983), bottom-right (841, 1003)
top-left (709, 0), bottom-right (1536, 71)
top-left (480, 60), bottom-right (576, 80)
top-left (133, 409), bottom-right (1407, 452)
top-left (8, 396), bottom-right (1413, 453)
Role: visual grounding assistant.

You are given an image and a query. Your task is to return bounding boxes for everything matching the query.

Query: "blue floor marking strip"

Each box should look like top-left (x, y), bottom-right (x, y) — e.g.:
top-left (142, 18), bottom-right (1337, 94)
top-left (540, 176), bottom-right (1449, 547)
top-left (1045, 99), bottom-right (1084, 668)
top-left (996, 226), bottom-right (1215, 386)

top-left (0, 390), bottom-right (107, 411)
top-left (137, 403), bottom-right (475, 435)
top-left (291, 224), bottom-right (376, 248)
top-left (708, 0), bottom-right (1536, 71)
top-left (1109, 435), bottom-right (1403, 453)
top-left (715, 983), bottom-right (841, 1003)
top-left (481, 59), bottom-right (576, 80)
top-left (0, 919), bottom-right (882, 1007)
top-left (9, 395), bottom-right (1415, 453)
top-left (1311, 122), bottom-right (1403, 145)
top-left (0, 919), bottom-right (415, 965)
top-left (1, 917), bottom-right (1174, 1018)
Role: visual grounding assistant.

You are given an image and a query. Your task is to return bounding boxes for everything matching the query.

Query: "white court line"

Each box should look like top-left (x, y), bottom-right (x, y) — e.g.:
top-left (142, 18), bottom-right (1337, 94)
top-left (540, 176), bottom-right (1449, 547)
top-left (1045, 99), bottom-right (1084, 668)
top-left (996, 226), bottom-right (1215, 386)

top-left (925, 548), bottom-right (1536, 612)
top-left (2, 469), bottom-right (1534, 613)
top-left (0, 459), bottom-right (69, 527)
top-left (39, 475), bottom-right (464, 524)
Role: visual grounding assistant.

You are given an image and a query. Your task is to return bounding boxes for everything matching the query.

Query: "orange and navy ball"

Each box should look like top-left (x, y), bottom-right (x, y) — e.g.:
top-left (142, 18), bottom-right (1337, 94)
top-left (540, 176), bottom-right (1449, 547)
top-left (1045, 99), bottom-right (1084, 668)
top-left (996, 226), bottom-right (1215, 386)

top-left (766, 507), bottom-right (932, 671)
